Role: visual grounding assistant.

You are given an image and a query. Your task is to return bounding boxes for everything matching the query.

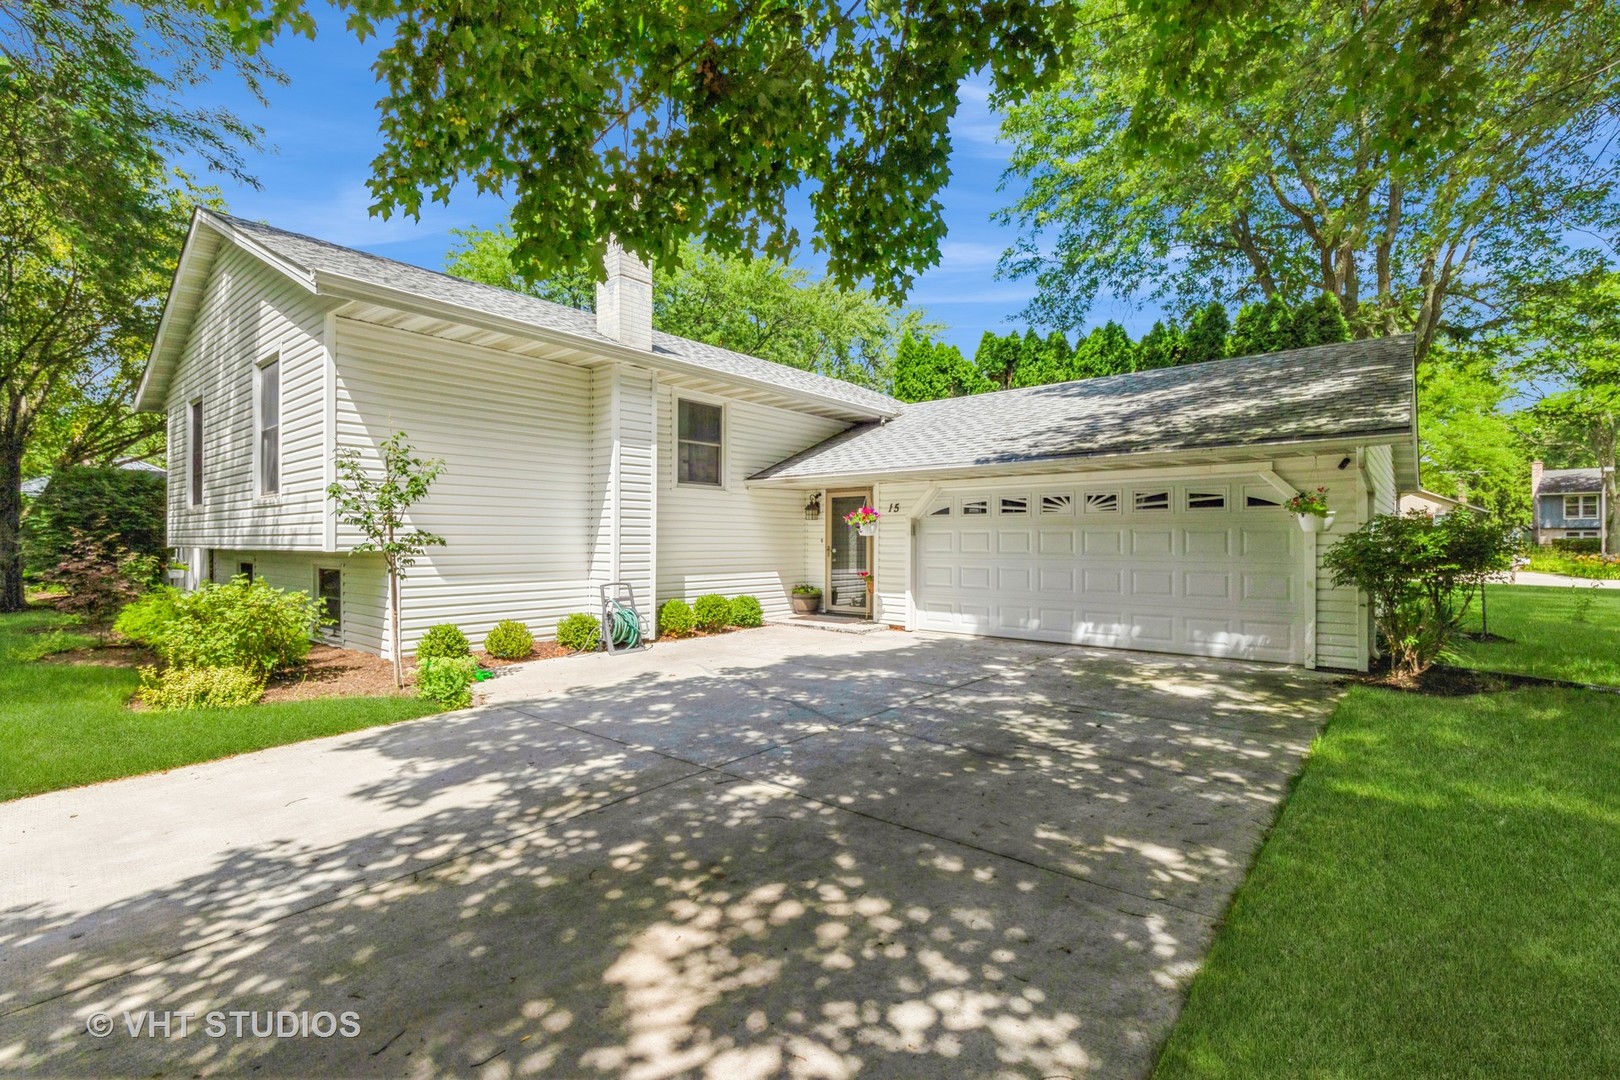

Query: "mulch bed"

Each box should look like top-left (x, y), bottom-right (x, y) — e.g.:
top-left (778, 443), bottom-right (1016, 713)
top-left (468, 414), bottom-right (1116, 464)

top-left (1349, 661), bottom-right (1606, 698)
top-left (262, 645), bottom-right (413, 702)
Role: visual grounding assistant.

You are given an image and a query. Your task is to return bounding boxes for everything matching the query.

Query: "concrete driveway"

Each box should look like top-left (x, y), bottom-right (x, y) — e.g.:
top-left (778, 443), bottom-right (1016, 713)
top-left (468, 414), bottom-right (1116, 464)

top-left (0, 627), bottom-right (1340, 1079)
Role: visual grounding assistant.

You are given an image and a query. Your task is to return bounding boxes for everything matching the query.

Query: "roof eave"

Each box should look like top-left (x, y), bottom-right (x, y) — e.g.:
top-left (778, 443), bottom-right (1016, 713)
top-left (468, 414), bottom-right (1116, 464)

top-left (313, 270), bottom-right (901, 422)
top-left (747, 426), bottom-right (1417, 486)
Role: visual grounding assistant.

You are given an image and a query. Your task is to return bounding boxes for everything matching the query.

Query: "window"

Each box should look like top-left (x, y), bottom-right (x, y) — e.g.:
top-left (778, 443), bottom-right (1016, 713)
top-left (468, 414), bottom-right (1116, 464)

top-left (317, 569), bottom-right (342, 635)
top-left (999, 496), bottom-right (1029, 515)
top-left (1244, 486), bottom-right (1283, 508)
top-left (1569, 530), bottom-right (1600, 538)
top-left (1083, 492), bottom-right (1118, 513)
top-left (1040, 494), bottom-right (1074, 515)
top-left (677, 399), bottom-right (723, 486)
top-left (962, 498), bottom-right (989, 515)
top-left (188, 399), bottom-right (204, 506)
top-left (1187, 490), bottom-right (1227, 510)
top-left (928, 501), bottom-right (952, 517)
top-left (1565, 494), bottom-right (1600, 519)
top-left (256, 356), bottom-right (281, 496)
top-left (1134, 490), bottom-right (1170, 512)
top-left (238, 562), bottom-right (254, 582)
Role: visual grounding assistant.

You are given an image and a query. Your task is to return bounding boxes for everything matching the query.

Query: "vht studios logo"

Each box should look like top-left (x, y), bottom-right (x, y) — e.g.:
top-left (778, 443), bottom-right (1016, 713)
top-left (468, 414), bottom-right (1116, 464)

top-left (86, 1010), bottom-right (361, 1040)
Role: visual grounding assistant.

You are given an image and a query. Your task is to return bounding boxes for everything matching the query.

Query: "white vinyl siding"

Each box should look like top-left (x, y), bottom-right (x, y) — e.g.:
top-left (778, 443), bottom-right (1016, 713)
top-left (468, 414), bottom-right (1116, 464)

top-left (589, 365), bottom-right (657, 632)
top-left (208, 549), bottom-right (386, 654)
top-left (657, 386), bottom-right (847, 621)
top-left (333, 320), bottom-right (594, 656)
top-left (165, 242), bottom-right (332, 549)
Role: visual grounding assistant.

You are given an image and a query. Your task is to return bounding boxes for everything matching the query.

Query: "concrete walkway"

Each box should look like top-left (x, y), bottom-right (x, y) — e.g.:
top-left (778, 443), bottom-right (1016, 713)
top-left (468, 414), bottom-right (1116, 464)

top-left (0, 628), bottom-right (1341, 1079)
top-left (1496, 571), bottom-right (1620, 589)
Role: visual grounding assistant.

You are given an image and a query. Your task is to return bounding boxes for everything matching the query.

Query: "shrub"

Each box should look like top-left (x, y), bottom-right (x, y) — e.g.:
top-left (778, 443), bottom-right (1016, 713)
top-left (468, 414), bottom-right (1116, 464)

top-left (791, 583), bottom-right (822, 597)
top-left (152, 576), bottom-right (324, 676)
top-left (658, 598), bottom-right (695, 637)
top-left (554, 613), bottom-right (600, 653)
top-left (1527, 550), bottom-right (1620, 580)
top-left (1323, 510), bottom-right (1516, 679)
top-left (729, 595), bottom-right (764, 627)
top-left (486, 619), bottom-right (537, 658)
top-left (417, 623), bottom-right (471, 661)
top-left (693, 593), bottom-right (731, 632)
top-left (139, 665), bottom-right (266, 710)
top-left (1552, 537), bottom-right (1603, 554)
top-left (23, 465), bottom-right (166, 577)
top-left (416, 656), bottom-right (478, 709)
top-left (42, 530), bottom-right (149, 631)
top-left (114, 586), bottom-right (182, 646)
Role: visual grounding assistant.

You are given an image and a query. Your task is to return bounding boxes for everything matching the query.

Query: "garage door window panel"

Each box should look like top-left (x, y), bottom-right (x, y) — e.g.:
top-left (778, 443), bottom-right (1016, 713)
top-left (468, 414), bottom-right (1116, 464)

top-left (1133, 490), bottom-right (1171, 512)
top-left (1083, 492), bottom-right (1119, 513)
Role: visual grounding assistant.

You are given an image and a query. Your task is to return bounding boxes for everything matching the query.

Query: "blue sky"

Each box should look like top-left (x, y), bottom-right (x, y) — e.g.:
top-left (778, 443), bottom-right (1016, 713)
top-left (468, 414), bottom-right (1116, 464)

top-left (178, 24), bottom-right (1159, 359)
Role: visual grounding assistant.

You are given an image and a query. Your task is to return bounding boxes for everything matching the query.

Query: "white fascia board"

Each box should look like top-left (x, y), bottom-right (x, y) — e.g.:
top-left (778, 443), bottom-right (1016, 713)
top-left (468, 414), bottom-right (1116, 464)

top-left (746, 432), bottom-right (1411, 488)
top-left (312, 271), bottom-right (899, 424)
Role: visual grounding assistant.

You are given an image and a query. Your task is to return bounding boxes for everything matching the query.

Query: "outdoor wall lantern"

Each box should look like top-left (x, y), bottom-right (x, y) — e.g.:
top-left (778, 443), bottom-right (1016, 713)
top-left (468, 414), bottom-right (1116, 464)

top-left (804, 493), bottom-right (822, 520)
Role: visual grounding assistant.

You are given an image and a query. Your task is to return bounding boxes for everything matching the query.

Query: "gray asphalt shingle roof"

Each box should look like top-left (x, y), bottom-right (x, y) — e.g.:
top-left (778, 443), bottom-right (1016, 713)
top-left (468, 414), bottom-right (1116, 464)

top-left (1537, 468), bottom-right (1604, 495)
top-left (751, 335), bottom-right (1417, 481)
top-left (206, 211), bottom-right (901, 417)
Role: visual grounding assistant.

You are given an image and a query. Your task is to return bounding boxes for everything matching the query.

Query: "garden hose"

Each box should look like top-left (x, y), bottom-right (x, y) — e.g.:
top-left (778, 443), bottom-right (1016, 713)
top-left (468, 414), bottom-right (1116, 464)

top-left (607, 603), bottom-right (641, 649)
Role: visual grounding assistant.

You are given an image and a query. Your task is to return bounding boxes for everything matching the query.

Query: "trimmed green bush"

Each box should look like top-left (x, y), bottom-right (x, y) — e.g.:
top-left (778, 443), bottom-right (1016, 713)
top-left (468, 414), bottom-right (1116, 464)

top-left (416, 656), bottom-right (478, 709)
top-left (554, 613), bottom-right (600, 652)
top-left (729, 595), bottom-right (764, 627)
top-left (485, 619), bottom-right (536, 659)
top-left (139, 665), bottom-right (266, 710)
top-left (1552, 537), bottom-right (1603, 554)
top-left (23, 465), bottom-right (166, 577)
top-left (417, 623), bottom-right (471, 661)
top-left (659, 598), bottom-right (695, 637)
top-left (150, 577), bottom-right (323, 676)
top-left (693, 593), bottom-right (731, 632)
top-left (114, 587), bottom-right (182, 646)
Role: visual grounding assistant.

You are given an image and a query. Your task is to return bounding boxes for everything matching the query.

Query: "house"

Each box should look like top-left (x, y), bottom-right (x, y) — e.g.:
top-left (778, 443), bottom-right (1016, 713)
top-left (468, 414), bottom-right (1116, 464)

top-left (137, 210), bottom-right (1420, 671)
top-left (1398, 489), bottom-right (1487, 518)
top-left (1530, 461), bottom-right (1609, 546)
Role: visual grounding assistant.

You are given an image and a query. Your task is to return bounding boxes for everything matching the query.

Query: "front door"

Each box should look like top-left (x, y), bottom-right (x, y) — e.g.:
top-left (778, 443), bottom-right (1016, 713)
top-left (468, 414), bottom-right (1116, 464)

top-left (826, 491), bottom-right (873, 615)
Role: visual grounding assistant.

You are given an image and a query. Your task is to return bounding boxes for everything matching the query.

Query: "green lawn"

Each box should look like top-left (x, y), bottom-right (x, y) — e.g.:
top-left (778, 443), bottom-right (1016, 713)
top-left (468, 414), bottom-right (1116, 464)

top-left (0, 608), bottom-right (439, 801)
top-left (1453, 582), bottom-right (1620, 686)
top-left (1155, 587), bottom-right (1620, 1078)
top-left (1154, 685), bottom-right (1620, 1079)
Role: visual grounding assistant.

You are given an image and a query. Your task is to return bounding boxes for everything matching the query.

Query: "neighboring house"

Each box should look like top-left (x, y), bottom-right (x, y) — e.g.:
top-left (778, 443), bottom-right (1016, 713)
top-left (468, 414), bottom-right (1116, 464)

top-left (1398, 489), bottom-right (1487, 518)
top-left (137, 210), bottom-right (1420, 671)
top-left (1530, 461), bottom-right (1609, 546)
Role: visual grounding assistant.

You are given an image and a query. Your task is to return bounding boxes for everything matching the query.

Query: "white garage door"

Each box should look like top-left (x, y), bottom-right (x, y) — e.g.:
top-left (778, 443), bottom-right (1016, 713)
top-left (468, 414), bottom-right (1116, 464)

top-left (915, 480), bottom-right (1303, 663)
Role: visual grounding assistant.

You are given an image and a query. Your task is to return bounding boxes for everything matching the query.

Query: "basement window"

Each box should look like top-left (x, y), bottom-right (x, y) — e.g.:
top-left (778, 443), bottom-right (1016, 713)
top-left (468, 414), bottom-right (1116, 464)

top-left (1134, 490), bottom-right (1171, 512)
top-left (1083, 492), bottom-right (1118, 513)
top-left (316, 568), bottom-right (342, 636)
top-left (238, 562), bottom-right (254, 582)
top-left (1187, 490), bottom-right (1227, 510)
top-left (1040, 494), bottom-right (1074, 515)
top-left (677, 399), bottom-right (723, 486)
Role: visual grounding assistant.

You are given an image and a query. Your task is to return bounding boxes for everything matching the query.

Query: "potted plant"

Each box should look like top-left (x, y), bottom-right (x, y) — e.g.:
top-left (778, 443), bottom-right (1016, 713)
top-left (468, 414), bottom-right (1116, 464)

top-left (859, 570), bottom-right (875, 603)
top-left (790, 583), bottom-right (822, 615)
top-left (844, 504), bottom-right (881, 536)
top-left (1287, 487), bottom-right (1335, 532)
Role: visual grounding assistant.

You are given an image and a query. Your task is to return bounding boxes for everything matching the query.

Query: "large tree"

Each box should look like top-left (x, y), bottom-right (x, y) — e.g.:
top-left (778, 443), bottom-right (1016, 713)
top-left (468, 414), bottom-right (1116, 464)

top-left (999, 1), bottom-right (1620, 361)
top-left (445, 226), bottom-right (929, 391)
top-left (0, 0), bottom-right (272, 609)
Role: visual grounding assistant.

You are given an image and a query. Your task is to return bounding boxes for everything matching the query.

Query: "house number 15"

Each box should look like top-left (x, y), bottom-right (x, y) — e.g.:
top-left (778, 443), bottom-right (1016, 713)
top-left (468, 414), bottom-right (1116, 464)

top-left (887, 503), bottom-right (901, 514)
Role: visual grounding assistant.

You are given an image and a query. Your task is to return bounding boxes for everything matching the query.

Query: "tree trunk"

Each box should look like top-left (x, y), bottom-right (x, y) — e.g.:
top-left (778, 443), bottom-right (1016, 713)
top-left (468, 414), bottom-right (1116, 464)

top-left (0, 436), bottom-right (24, 612)
top-left (389, 564), bottom-right (403, 689)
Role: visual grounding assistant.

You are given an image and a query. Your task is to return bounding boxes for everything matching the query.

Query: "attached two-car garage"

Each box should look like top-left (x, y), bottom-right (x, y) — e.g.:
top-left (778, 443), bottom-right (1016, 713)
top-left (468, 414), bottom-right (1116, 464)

top-left (912, 478), bottom-right (1306, 664)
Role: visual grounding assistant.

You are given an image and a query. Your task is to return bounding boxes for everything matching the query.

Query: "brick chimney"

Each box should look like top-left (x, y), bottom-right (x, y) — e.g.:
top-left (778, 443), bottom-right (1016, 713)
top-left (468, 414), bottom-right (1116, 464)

top-left (596, 241), bottom-right (653, 351)
top-left (1531, 459), bottom-right (1544, 498)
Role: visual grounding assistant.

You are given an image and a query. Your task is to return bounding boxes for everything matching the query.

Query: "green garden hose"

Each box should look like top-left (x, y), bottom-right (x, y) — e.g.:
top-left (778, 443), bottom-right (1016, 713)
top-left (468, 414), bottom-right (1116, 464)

top-left (608, 603), bottom-right (641, 649)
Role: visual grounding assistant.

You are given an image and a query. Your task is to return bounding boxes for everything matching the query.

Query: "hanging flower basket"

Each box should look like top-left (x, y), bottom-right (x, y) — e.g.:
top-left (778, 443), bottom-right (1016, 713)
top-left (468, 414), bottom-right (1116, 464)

top-left (1286, 487), bottom-right (1333, 532)
top-left (844, 504), bottom-right (881, 536)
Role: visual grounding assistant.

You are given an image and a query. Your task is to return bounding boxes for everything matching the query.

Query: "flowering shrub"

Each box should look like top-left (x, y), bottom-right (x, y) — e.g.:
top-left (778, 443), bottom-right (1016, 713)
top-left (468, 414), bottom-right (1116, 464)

top-left (842, 505), bottom-right (881, 527)
top-left (1527, 550), bottom-right (1620, 580)
top-left (1285, 487), bottom-right (1330, 517)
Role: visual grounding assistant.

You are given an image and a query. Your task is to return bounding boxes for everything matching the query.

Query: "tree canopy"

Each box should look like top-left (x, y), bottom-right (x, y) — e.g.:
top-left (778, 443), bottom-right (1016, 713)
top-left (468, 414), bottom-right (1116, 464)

top-left (999, 1), bottom-right (1620, 361)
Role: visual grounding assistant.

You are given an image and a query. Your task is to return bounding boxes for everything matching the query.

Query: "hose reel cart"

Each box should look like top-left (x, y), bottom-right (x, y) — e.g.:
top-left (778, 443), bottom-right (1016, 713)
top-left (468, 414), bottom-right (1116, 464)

top-left (599, 582), bottom-right (647, 654)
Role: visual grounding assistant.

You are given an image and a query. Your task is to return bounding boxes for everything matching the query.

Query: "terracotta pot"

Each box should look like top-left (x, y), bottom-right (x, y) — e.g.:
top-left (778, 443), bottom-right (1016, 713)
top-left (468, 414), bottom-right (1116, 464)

top-left (791, 594), bottom-right (822, 614)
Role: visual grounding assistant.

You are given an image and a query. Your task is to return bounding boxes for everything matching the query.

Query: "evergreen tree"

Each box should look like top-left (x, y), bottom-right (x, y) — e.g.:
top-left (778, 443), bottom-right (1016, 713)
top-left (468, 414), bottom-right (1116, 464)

top-left (1135, 320), bottom-right (1186, 370)
top-left (1292, 294), bottom-right (1352, 347)
top-left (1229, 296), bottom-right (1294, 355)
top-left (1182, 301), bottom-right (1230, 364)
top-left (1012, 329), bottom-right (1073, 388)
top-left (1071, 322), bottom-right (1136, 379)
top-left (891, 333), bottom-right (991, 402)
top-left (973, 331), bottom-right (1024, 389)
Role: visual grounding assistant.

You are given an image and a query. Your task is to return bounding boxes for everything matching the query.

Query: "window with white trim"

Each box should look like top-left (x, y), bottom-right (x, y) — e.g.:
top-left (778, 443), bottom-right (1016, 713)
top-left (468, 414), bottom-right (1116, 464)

top-left (188, 399), bottom-right (204, 507)
top-left (256, 355), bottom-right (281, 496)
top-left (317, 568), bottom-right (342, 635)
top-left (677, 399), bottom-right (723, 486)
top-left (1565, 494), bottom-right (1600, 519)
